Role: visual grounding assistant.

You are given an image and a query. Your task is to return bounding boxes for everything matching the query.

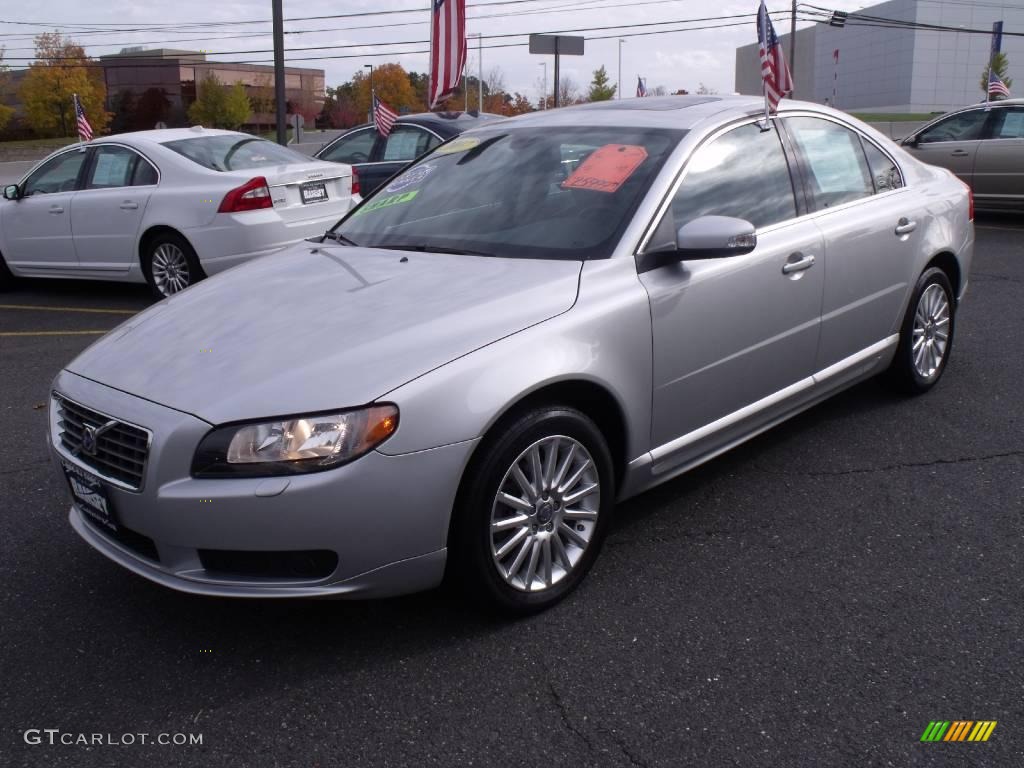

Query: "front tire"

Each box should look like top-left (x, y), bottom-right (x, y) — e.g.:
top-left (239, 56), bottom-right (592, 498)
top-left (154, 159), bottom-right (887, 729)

top-left (142, 232), bottom-right (205, 299)
top-left (887, 267), bottom-right (955, 394)
top-left (0, 251), bottom-right (15, 291)
top-left (449, 406), bottom-right (615, 615)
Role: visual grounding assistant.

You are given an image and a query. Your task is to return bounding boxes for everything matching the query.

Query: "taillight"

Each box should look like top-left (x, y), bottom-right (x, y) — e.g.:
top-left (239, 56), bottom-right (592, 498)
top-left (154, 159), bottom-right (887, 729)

top-left (218, 177), bottom-right (272, 213)
top-left (967, 184), bottom-right (974, 221)
top-left (350, 167), bottom-right (360, 197)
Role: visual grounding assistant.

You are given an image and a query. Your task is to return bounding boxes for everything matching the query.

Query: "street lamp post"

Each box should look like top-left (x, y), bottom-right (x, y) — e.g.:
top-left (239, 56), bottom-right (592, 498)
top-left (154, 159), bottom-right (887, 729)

top-left (468, 32), bottom-right (483, 111)
top-left (539, 62), bottom-right (547, 109)
top-left (364, 64), bottom-right (374, 123)
top-left (618, 38), bottom-right (625, 99)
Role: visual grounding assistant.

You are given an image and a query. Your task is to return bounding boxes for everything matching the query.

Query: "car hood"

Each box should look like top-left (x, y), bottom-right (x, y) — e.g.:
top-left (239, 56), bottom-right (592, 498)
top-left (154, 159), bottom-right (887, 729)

top-left (66, 245), bottom-right (582, 424)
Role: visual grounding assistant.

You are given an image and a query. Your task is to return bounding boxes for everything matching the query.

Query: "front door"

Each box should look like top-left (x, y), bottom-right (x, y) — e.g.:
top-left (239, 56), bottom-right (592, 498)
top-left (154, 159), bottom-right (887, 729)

top-left (638, 121), bottom-right (825, 450)
top-left (905, 108), bottom-right (993, 188)
top-left (973, 106), bottom-right (1024, 205)
top-left (1, 149), bottom-right (88, 272)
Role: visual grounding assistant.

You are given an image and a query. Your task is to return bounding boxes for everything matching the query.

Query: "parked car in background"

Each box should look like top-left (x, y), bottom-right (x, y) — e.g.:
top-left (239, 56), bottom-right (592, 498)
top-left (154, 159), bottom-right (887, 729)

top-left (0, 128), bottom-right (359, 297)
top-left (902, 98), bottom-right (1024, 211)
top-left (50, 96), bottom-right (972, 613)
top-left (315, 111), bottom-right (505, 195)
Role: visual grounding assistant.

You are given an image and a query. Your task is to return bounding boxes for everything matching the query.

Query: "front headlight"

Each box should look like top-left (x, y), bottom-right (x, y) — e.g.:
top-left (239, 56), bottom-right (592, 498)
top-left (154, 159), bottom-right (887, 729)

top-left (191, 404), bottom-right (398, 477)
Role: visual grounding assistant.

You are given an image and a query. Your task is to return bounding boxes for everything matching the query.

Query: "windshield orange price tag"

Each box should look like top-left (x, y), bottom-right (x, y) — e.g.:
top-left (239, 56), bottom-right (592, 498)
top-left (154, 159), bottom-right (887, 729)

top-left (561, 144), bottom-right (648, 193)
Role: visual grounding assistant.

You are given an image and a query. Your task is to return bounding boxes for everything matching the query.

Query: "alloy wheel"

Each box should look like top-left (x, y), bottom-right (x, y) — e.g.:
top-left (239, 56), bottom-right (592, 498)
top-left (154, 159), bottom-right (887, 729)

top-left (912, 283), bottom-right (950, 378)
top-left (151, 243), bottom-right (191, 296)
top-left (489, 435), bottom-right (601, 592)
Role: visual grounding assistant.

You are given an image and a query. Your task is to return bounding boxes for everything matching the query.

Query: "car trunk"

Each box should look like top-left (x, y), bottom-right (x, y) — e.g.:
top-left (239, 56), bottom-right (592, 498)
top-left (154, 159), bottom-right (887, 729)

top-left (224, 162), bottom-right (354, 223)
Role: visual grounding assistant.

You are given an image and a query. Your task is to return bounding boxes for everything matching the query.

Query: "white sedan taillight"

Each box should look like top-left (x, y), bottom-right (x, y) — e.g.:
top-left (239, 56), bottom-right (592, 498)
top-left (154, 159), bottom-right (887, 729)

top-left (351, 167), bottom-right (361, 196)
top-left (218, 177), bottom-right (272, 213)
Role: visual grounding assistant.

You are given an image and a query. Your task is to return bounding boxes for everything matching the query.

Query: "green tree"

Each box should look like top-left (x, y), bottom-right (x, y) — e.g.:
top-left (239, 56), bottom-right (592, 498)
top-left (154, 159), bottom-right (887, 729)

top-left (19, 33), bottom-right (109, 138)
top-left (188, 74), bottom-right (251, 129)
top-left (223, 82), bottom-right (252, 130)
top-left (981, 52), bottom-right (1013, 98)
top-left (0, 48), bottom-right (14, 132)
top-left (587, 65), bottom-right (617, 102)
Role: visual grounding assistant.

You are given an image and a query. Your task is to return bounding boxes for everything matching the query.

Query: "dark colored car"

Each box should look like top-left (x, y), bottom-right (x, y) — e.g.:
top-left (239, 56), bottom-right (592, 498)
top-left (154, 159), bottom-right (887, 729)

top-left (314, 111), bottom-right (505, 195)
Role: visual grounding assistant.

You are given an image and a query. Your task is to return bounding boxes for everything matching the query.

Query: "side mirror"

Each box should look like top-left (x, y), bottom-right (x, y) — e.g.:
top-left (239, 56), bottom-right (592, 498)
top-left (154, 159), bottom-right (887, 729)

top-left (675, 215), bottom-right (757, 259)
top-left (3, 184), bottom-right (21, 201)
top-left (901, 135), bottom-right (919, 148)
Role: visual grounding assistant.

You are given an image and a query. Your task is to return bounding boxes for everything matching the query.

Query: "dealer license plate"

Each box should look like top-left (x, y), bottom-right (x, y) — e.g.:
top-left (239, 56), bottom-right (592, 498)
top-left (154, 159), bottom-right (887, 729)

top-left (300, 182), bottom-right (328, 204)
top-left (63, 461), bottom-right (119, 534)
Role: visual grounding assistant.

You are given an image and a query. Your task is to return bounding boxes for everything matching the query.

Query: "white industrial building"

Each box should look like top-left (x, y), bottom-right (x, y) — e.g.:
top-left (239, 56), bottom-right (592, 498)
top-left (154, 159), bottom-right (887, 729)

top-left (735, 0), bottom-right (1023, 112)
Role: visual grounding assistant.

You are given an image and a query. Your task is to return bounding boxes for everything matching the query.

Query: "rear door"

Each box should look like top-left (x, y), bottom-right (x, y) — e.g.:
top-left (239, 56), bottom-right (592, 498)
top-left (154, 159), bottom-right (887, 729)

top-left (0, 148), bottom-right (88, 271)
top-left (973, 106), bottom-right (1024, 205)
top-left (783, 115), bottom-right (925, 371)
top-left (71, 144), bottom-right (157, 273)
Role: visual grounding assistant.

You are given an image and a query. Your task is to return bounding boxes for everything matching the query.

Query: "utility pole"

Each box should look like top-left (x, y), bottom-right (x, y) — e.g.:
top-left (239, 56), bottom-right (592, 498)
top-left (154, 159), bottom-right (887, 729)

top-left (618, 38), bottom-right (625, 99)
top-left (364, 63), bottom-right (374, 122)
top-left (468, 33), bottom-right (482, 111)
top-left (272, 0), bottom-right (287, 145)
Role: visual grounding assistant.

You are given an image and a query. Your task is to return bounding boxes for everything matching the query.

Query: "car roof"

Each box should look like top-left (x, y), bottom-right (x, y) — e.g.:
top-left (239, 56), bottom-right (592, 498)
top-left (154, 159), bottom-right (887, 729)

top-left (89, 127), bottom-right (256, 147)
top-left (480, 95), bottom-right (830, 131)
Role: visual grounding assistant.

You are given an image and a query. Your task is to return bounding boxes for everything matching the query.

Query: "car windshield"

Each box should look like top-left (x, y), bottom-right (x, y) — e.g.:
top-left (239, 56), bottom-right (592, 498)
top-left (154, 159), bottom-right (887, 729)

top-left (333, 125), bottom-right (684, 260)
top-left (161, 136), bottom-right (311, 171)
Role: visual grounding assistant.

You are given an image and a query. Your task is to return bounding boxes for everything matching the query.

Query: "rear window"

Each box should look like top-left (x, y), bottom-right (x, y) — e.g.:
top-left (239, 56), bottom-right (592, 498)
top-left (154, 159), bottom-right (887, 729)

top-left (161, 136), bottom-right (310, 171)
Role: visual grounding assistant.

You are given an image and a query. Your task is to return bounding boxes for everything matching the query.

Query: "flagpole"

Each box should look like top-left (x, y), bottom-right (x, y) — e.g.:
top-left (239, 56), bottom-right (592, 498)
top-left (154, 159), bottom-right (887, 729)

top-left (73, 94), bottom-right (82, 146)
top-left (427, 1), bottom-right (434, 111)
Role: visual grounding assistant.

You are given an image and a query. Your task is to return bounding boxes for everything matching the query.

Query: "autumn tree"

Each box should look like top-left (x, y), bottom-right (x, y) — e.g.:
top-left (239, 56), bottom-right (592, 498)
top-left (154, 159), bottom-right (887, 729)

top-left (351, 63), bottom-right (417, 118)
top-left (981, 52), bottom-right (1013, 98)
top-left (504, 92), bottom-right (534, 116)
top-left (188, 73), bottom-right (251, 129)
top-left (249, 74), bottom-right (276, 133)
top-left (19, 33), bottom-right (110, 138)
top-left (587, 66), bottom-right (616, 101)
top-left (0, 48), bottom-right (15, 132)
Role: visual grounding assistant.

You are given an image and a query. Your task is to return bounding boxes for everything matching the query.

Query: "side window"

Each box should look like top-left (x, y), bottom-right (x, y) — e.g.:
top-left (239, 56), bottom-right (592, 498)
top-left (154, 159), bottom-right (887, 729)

top-left (991, 108), bottom-right (1024, 139)
top-left (320, 129), bottom-right (377, 164)
top-left (786, 117), bottom-right (873, 209)
top-left (86, 145), bottom-right (139, 189)
top-left (381, 126), bottom-right (436, 162)
top-left (132, 155), bottom-right (159, 186)
top-left (860, 139), bottom-right (904, 193)
top-left (22, 151), bottom-right (87, 196)
top-left (671, 122), bottom-right (797, 230)
top-left (917, 110), bottom-right (989, 144)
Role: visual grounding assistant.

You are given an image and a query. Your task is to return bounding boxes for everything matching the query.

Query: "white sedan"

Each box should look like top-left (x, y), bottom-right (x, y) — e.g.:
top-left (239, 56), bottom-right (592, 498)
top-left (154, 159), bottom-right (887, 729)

top-left (0, 127), bottom-right (360, 297)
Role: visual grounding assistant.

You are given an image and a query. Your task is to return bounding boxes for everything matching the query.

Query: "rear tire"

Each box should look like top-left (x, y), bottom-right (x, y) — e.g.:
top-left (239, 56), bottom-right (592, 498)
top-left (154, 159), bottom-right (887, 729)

top-left (448, 406), bottom-right (615, 615)
top-left (886, 267), bottom-right (955, 394)
top-left (141, 232), bottom-right (205, 299)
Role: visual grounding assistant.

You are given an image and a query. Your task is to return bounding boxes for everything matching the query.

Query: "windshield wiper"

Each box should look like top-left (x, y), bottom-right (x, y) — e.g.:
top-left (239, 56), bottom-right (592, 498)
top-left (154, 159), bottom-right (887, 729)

top-left (386, 244), bottom-right (495, 257)
top-left (322, 230), bottom-right (359, 246)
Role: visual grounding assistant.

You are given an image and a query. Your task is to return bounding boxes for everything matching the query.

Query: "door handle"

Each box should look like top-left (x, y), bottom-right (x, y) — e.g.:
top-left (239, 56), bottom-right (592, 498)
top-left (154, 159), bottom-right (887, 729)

top-left (894, 217), bottom-right (917, 236)
top-left (782, 253), bottom-right (815, 275)
top-left (950, 149), bottom-right (969, 157)
top-left (48, 206), bottom-right (64, 214)
top-left (119, 201), bottom-right (139, 210)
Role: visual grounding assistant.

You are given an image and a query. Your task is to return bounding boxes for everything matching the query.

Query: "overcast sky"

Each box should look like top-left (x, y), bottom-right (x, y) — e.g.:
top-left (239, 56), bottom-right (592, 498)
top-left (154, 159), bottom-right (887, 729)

top-left (3, 0), bottom-right (886, 101)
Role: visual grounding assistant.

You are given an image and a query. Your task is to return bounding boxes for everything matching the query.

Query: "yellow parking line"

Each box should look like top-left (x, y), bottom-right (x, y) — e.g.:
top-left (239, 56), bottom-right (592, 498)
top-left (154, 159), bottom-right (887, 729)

top-left (0, 330), bottom-right (111, 337)
top-left (0, 304), bottom-right (137, 315)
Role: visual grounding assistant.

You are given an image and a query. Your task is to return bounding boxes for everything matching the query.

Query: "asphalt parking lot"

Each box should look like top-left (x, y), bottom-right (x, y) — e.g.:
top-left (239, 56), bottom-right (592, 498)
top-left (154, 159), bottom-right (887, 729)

top-left (2, 215), bottom-right (1022, 768)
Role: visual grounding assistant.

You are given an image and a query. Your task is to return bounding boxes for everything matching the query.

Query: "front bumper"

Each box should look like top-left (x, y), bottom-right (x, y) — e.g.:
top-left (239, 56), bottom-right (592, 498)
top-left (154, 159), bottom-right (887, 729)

top-left (51, 370), bottom-right (476, 598)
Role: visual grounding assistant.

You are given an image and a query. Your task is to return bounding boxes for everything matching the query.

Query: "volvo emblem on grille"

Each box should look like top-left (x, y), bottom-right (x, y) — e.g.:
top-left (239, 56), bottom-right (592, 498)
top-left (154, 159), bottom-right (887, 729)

top-left (81, 426), bottom-right (98, 456)
top-left (74, 419), bottom-right (118, 458)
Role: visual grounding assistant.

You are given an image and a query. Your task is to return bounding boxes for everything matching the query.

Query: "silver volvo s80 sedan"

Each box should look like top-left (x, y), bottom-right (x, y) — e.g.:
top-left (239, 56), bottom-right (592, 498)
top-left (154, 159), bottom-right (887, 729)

top-left (49, 96), bottom-right (973, 613)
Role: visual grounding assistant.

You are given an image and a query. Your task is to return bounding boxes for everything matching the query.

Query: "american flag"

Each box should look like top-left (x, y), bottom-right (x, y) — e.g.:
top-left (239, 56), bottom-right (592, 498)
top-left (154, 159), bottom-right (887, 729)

top-left (988, 70), bottom-right (1010, 99)
top-left (373, 94), bottom-right (399, 138)
top-left (73, 93), bottom-right (93, 141)
top-left (636, 76), bottom-right (647, 97)
top-left (756, 1), bottom-right (793, 113)
top-left (428, 0), bottom-right (467, 109)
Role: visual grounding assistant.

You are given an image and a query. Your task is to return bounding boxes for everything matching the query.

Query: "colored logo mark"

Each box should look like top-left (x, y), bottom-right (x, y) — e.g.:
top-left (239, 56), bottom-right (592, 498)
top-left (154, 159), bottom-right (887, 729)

top-left (920, 721), bottom-right (997, 742)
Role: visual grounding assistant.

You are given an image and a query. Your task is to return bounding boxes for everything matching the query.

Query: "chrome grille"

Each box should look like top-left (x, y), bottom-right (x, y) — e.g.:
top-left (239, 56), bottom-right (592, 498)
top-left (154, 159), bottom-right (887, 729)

top-left (56, 395), bottom-right (150, 491)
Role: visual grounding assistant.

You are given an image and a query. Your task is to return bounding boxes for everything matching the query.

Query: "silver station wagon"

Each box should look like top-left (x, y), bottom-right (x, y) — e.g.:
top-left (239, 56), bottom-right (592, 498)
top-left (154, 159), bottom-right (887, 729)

top-left (50, 96), bottom-right (973, 613)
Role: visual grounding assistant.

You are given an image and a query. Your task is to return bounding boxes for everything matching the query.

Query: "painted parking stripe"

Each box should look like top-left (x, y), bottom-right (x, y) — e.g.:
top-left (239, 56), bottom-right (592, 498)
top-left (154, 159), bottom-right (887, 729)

top-left (0, 330), bottom-right (111, 337)
top-left (0, 304), bottom-right (137, 314)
